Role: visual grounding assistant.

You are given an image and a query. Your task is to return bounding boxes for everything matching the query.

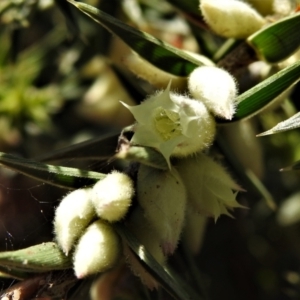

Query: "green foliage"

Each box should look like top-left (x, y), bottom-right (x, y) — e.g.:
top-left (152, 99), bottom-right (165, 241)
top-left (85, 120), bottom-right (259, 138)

top-left (0, 0), bottom-right (300, 299)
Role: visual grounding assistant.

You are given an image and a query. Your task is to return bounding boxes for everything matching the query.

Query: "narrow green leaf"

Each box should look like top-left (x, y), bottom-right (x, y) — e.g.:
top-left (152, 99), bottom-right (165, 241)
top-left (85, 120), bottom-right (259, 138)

top-left (248, 13), bottom-right (300, 63)
top-left (36, 133), bottom-right (119, 162)
top-left (115, 145), bottom-right (169, 170)
top-left (0, 266), bottom-right (28, 280)
top-left (257, 112), bottom-right (300, 136)
top-left (114, 224), bottom-right (202, 300)
top-left (67, 0), bottom-right (203, 76)
top-left (0, 152), bottom-right (105, 189)
top-left (281, 161), bottom-right (300, 172)
top-left (245, 169), bottom-right (277, 211)
top-left (0, 242), bottom-right (72, 273)
top-left (231, 60), bottom-right (300, 121)
top-left (165, 0), bottom-right (200, 15)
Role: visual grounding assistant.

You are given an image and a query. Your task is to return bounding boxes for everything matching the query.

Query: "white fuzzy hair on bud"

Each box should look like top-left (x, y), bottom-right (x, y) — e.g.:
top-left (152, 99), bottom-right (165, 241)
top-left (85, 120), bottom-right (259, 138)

top-left (122, 83), bottom-right (216, 168)
top-left (73, 220), bottom-right (121, 278)
top-left (92, 171), bottom-right (134, 222)
top-left (188, 66), bottom-right (238, 120)
top-left (200, 0), bottom-right (266, 39)
top-left (53, 188), bottom-right (95, 255)
top-left (137, 165), bottom-right (186, 255)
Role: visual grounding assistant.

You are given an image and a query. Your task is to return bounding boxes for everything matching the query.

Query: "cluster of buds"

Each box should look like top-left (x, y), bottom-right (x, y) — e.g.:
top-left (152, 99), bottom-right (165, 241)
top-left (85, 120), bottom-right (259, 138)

top-left (120, 64), bottom-right (245, 287)
top-left (53, 65), bottom-right (244, 287)
top-left (124, 153), bottom-right (243, 289)
top-left (53, 171), bottom-right (134, 278)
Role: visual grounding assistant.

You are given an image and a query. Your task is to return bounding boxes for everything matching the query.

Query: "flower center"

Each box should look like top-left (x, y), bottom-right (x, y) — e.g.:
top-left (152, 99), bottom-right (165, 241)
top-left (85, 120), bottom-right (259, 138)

top-left (153, 107), bottom-right (182, 141)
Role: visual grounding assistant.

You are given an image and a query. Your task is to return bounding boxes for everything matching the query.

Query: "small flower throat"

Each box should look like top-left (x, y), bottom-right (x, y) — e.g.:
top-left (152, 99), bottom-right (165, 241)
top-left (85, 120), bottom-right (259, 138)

top-left (153, 107), bottom-right (182, 141)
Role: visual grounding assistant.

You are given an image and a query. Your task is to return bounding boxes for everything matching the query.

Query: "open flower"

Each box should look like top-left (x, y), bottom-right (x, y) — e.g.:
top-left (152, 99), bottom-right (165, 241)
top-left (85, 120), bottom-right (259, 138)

top-left (122, 84), bottom-right (216, 167)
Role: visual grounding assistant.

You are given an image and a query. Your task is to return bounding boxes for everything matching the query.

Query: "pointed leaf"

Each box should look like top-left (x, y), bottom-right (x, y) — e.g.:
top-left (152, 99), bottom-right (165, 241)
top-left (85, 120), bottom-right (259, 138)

top-left (229, 60), bottom-right (300, 121)
top-left (281, 161), bottom-right (300, 172)
top-left (248, 13), bottom-right (300, 63)
top-left (114, 223), bottom-right (202, 300)
top-left (0, 266), bottom-right (28, 280)
top-left (0, 152), bottom-right (105, 189)
top-left (36, 133), bottom-right (119, 162)
top-left (257, 112), bottom-right (300, 136)
top-left (165, 0), bottom-right (200, 15)
top-left (0, 242), bottom-right (72, 273)
top-left (67, 1), bottom-right (203, 76)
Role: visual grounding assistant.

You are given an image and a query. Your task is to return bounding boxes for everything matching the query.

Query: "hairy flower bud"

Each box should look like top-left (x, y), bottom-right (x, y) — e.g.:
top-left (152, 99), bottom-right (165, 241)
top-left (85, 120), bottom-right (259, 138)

top-left (122, 84), bottom-right (216, 167)
top-left (200, 0), bottom-right (266, 39)
top-left (92, 171), bottom-right (134, 222)
top-left (54, 188), bottom-right (95, 255)
top-left (176, 153), bottom-right (244, 221)
top-left (73, 220), bottom-right (121, 278)
top-left (137, 164), bottom-right (186, 255)
top-left (188, 66), bottom-right (238, 120)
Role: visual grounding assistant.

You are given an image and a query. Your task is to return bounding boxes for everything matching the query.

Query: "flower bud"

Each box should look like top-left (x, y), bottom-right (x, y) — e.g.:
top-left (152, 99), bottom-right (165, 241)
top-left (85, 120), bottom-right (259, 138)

top-left (73, 220), bottom-right (121, 278)
top-left (175, 153), bottom-right (244, 221)
top-left (200, 0), bottom-right (266, 39)
top-left (137, 165), bottom-right (186, 255)
top-left (92, 171), bottom-right (134, 222)
top-left (53, 188), bottom-right (95, 255)
top-left (188, 66), bottom-right (237, 120)
top-left (122, 84), bottom-right (216, 167)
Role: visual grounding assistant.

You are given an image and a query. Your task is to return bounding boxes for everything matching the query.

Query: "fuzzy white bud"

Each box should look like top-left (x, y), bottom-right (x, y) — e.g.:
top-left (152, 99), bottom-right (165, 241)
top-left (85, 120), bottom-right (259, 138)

top-left (53, 188), bottom-right (95, 255)
top-left (176, 153), bottom-right (244, 221)
top-left (200, 0), bottom-right (266, 39)
top-left (73, 220), bottom-right (121, 278)
top-left (137, 165), bottom-right (186, 255)
top-left (122, 83), bottom-right (216, 167)
top-left (92, 171), bottom-right (134, 222)
top-left (188, 66), bottom-right (238, 120)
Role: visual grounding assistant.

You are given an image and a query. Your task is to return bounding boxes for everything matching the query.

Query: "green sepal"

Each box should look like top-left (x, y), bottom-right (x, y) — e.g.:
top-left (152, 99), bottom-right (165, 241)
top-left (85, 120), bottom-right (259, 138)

top-left (0, 242), bottom-right (72, 273)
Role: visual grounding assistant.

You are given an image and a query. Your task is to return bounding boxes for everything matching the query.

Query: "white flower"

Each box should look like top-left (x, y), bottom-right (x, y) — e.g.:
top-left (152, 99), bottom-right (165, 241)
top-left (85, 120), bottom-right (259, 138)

top-left (176, 153), bottom-right (244, 221)
top-left (122, 83), bottom-right (216, 167)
